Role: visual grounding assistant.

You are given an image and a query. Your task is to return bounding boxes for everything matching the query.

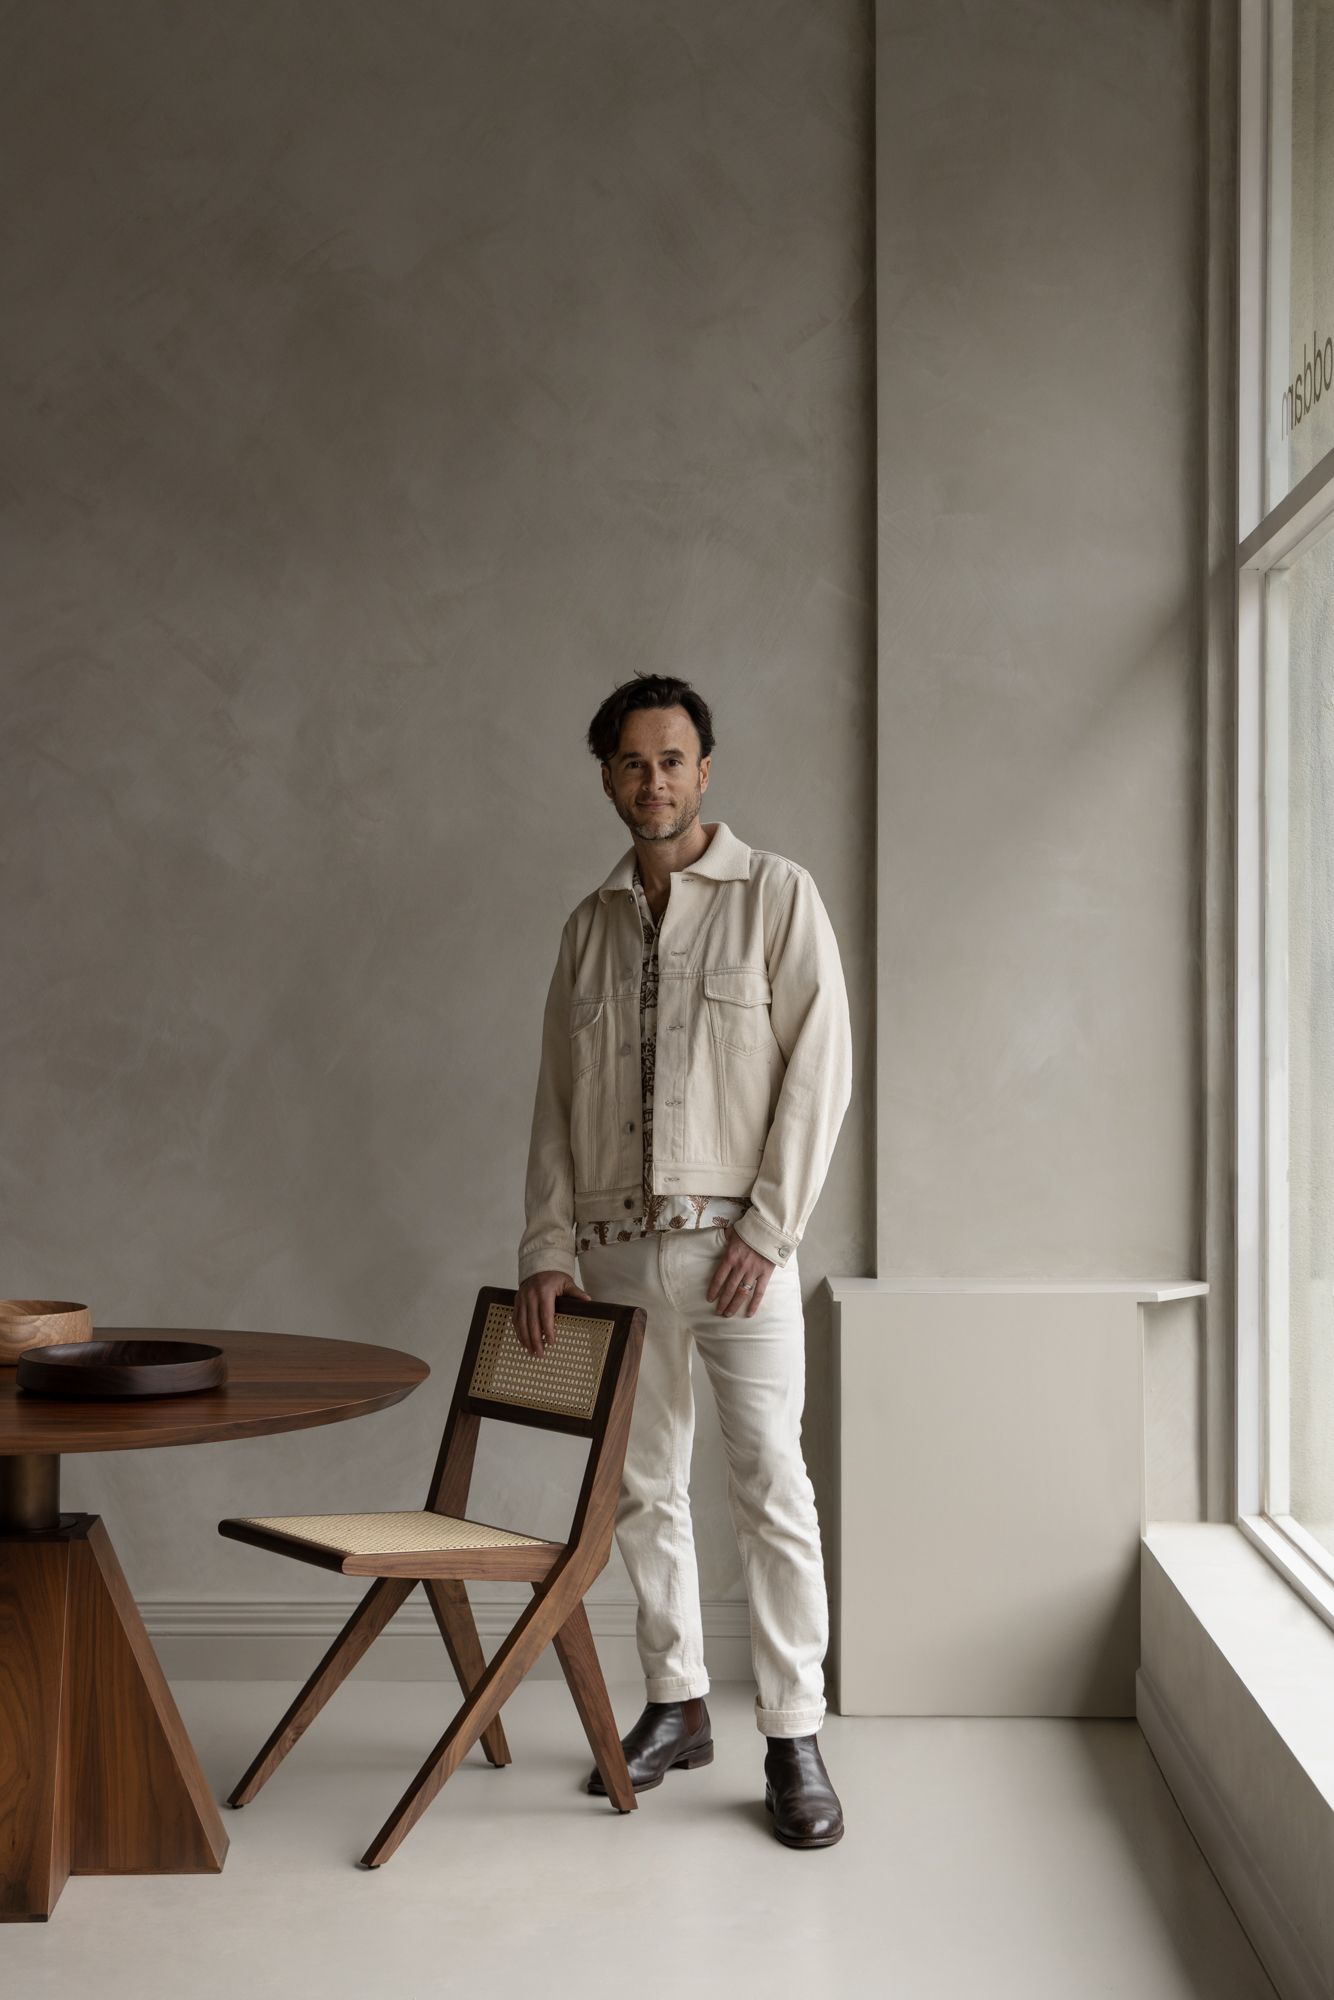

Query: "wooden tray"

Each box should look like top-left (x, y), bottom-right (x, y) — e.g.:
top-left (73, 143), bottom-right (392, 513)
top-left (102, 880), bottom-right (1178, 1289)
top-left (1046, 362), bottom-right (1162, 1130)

top-left (16, 1339), bottom-right (228, 1399)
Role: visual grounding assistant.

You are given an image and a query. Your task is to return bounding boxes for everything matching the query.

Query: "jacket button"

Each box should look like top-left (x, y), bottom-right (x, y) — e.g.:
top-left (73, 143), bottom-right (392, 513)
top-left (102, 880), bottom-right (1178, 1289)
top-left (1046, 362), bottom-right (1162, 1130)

top-left (624, 1198), bottom-right (633, 1209)
top-left (624, 1121), bottom-right (635, 1134)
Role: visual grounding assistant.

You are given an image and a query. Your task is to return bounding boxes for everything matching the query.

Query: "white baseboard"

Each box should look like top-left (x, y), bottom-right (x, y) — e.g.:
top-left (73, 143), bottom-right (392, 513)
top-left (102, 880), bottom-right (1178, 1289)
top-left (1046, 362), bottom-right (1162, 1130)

top-left (143, 1592), bottom-right (755, 1684)
top-left (1136, 1667), bottom-right (1329, 2000)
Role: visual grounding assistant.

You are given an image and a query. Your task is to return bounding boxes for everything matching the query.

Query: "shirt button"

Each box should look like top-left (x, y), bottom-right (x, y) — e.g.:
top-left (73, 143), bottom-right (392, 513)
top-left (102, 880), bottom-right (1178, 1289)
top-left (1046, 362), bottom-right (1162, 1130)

top-left (620, 1042), bottom-right (632, 1055)
top-left (624, 1121), bottom-right (635, 1134)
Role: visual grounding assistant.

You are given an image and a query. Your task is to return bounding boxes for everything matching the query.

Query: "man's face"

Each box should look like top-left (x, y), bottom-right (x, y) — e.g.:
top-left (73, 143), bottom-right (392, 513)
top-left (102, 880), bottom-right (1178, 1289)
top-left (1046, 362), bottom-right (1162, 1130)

top-left (602, 704), bottom-right (711, 843)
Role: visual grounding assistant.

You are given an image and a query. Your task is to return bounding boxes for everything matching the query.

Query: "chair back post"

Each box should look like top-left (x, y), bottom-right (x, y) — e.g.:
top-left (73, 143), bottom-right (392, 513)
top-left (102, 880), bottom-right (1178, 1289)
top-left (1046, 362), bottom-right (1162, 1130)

top-left (421, 1287), bottom-right (504, 1516)
top-left (559, 1306), bottom-right (645, 1588)
top-left (423, 1405), bottom-right (480, 1519)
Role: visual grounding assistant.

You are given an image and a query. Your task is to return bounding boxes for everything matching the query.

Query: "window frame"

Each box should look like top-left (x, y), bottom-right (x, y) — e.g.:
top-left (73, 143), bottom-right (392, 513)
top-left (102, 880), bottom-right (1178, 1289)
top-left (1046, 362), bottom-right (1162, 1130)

top-left (1236, 0), bottom-right (1334, 1628)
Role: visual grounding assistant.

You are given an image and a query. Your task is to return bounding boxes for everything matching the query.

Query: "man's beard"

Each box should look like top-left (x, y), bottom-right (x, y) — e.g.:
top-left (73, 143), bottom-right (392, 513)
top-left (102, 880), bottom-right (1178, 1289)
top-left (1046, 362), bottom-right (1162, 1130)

top-left (616, 790), bottom-right (702, 842)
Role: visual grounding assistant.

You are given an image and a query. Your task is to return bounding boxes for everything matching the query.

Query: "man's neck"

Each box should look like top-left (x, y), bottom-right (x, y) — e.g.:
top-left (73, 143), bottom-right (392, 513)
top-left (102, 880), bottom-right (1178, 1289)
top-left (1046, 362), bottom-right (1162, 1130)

top-left (633, 819), bottom-right (715, 908)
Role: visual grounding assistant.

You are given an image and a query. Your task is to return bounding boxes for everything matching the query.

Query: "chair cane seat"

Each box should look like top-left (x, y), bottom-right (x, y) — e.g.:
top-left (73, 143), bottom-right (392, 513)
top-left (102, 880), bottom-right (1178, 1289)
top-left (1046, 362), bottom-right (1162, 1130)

top-left (232, 1511), bottom-right (552, 1558)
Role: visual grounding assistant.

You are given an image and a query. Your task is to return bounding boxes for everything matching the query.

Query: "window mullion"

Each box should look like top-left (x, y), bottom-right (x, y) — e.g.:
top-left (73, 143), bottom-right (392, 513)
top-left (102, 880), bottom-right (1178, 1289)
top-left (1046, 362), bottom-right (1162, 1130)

top-left (1262, 570), bottom-right (1291, 1516)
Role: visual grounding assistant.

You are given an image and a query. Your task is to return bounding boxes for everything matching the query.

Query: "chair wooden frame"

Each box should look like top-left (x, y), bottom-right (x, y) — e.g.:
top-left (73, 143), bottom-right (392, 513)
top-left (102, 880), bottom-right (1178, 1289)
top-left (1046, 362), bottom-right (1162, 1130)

top-left (218, 1287), bottom-right (646, 1867)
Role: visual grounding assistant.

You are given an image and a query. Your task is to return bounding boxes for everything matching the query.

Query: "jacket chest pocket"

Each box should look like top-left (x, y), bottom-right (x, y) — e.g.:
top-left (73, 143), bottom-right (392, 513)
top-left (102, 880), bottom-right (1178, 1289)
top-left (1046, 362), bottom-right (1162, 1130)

top-left (702, 969), bottom-right (773, 1055)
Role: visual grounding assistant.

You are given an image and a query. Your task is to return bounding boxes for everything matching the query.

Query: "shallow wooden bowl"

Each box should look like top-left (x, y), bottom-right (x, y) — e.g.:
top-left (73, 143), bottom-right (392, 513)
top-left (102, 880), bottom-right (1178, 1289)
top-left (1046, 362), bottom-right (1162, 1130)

top-left (16, 1339), bottom-right (227, 1400)
top-left (0, 1299), bottom-right (91, 1367)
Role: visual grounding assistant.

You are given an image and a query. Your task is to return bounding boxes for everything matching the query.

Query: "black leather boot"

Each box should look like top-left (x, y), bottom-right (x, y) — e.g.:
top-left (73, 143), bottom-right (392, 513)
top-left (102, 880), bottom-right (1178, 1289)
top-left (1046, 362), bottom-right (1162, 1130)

top-left (586, 1698), bottom-right (713, 1795)
top-left (763, 1734), bottom-right (844, 1847)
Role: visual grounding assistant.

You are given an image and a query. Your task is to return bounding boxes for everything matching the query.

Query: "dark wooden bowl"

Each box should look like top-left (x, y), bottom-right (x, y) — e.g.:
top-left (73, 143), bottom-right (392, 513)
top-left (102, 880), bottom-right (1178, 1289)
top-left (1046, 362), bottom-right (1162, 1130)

top-left (0, 1299), bottom-right (92, 1366)
top-left (16, 1339), bottom-right (228, 1399)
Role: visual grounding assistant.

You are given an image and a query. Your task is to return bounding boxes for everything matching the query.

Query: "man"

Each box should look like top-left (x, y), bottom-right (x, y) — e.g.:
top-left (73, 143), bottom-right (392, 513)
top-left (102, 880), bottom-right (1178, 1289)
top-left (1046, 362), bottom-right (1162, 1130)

top-left (515, 672), bottom-right (852, 1848)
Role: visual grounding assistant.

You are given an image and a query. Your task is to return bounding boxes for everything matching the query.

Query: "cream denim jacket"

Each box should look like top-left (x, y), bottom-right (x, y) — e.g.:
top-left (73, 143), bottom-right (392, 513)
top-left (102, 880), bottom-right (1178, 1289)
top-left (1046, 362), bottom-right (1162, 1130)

top-left (519, 822), bottom-right (852, 1283)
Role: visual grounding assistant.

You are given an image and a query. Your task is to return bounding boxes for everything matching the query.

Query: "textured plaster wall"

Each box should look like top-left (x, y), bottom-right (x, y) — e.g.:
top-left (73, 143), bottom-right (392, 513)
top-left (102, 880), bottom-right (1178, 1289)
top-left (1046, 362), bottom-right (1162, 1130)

top-left (876, 0), bottom-right (1203, 1286)
top-left (1, 0), bottom-right (874, 1611)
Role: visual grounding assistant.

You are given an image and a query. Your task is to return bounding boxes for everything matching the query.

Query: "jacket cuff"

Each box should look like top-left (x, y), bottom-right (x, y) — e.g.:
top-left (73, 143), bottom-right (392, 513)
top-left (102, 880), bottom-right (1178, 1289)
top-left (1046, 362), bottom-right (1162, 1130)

top-left (732, 1207), bottom-right (797, 1268)
top-left (517, 1241), bottom-right (580, 1285)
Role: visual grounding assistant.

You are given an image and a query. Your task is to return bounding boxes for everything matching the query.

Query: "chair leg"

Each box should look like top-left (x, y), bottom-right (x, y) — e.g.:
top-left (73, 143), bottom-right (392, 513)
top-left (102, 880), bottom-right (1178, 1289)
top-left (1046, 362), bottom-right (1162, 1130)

top-left (360, 1581), bottom-right (575, 1868)
top-left (423, 1580), bottom-right (511, 1767)
top-left (547, 1596), bottom-right (636, 1813)
top-left (228, 1576), bottom-right (416, 1808)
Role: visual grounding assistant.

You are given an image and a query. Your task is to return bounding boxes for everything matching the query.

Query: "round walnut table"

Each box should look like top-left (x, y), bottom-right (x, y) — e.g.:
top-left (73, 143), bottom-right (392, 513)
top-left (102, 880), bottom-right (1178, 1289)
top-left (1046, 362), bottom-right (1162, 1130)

top-left (0, 1327), bottom-right (428, 1922)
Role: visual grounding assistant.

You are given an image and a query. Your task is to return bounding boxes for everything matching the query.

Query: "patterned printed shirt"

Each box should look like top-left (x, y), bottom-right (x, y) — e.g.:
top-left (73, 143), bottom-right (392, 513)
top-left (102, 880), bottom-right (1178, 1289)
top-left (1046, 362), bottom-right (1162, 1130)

top-left (576, 868), bottom-right (748, 1254)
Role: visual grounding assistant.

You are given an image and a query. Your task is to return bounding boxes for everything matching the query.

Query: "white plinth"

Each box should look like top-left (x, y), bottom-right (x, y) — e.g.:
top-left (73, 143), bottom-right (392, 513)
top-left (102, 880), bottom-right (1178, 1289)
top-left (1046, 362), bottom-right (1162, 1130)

top-left (829, 1280), bottom-right (1207, 1717)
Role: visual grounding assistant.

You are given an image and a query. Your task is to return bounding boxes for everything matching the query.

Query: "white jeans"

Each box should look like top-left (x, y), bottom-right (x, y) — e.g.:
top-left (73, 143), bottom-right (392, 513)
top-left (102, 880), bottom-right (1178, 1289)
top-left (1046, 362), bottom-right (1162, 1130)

top-left (577, 1225), bottom-right (828, 1737)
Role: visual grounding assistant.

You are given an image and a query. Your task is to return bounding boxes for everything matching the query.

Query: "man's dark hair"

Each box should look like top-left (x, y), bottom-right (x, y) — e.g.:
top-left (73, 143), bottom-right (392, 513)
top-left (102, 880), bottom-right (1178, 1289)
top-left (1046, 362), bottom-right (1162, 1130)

top-left (586, 674), bottom-right (716, 765)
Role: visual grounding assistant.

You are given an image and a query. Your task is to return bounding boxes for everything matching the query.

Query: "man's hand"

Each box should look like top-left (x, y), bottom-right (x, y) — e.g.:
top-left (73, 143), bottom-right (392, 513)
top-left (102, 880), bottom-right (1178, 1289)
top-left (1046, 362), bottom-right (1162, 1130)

top-left (706, 1223), bottom-right (776, 1318)
top-left (515, 1270), bottom-right (591, 1356)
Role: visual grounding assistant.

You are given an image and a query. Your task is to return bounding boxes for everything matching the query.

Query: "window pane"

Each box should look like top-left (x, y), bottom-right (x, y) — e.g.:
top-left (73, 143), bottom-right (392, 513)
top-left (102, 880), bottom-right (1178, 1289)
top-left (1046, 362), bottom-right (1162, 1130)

top-left (1267, 0), bottom-right (1334, 507)
top-left (1280, 530), bottom-right (1334, 1560)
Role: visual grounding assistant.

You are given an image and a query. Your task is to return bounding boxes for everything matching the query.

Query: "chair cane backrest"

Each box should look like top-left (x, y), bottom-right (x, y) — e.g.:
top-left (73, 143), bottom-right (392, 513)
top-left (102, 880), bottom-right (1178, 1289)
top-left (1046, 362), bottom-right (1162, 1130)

top-left (450, 1287), bottom-right (642, 1437)
top-left (425, 1289), bottom-right (645, 1543)
top-left (467, 1296), bottom-right (615, 1427)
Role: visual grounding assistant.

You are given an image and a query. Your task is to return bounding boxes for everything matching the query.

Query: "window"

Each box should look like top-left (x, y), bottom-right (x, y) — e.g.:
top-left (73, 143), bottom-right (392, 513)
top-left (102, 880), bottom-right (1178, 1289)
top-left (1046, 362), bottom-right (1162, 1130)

top-left (1265, 0), bottom-right (1334, 510)
top-left (1238, 0), bottom-right (1334, 1622)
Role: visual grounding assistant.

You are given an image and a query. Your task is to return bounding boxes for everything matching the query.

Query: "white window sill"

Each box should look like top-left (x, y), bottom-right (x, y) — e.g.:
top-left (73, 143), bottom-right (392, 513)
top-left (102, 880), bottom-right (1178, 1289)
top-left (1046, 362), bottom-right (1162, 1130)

top-left (1140, 1523), bottom-right (1334, 2000)
top-left (1144, 1524), bottom-right (1334, 1809)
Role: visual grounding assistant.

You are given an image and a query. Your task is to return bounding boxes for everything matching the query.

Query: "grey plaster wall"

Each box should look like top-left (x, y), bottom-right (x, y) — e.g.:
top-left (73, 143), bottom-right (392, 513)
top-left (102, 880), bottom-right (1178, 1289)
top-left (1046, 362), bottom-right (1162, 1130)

top-left (1, 0), bottom-right (874, 1616)
top-left (876, 0), bottom-right (1203, 1286)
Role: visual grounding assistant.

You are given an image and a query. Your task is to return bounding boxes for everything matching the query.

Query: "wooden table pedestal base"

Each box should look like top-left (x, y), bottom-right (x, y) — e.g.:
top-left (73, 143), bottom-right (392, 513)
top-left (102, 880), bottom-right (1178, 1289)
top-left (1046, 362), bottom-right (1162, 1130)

top-left (0, 1514), bottom-right (228, 1920)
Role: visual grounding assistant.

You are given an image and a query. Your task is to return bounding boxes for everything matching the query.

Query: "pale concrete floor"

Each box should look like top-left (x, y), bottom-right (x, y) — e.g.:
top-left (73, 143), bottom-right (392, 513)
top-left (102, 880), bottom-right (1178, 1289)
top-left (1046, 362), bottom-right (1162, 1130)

top-left (10, 1682), bottom-right (1277, 2000)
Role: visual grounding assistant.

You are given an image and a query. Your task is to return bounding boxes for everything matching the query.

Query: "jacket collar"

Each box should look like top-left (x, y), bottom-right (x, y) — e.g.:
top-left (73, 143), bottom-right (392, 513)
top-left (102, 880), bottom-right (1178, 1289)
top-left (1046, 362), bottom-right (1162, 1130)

top-left (596, 821), bottom-right (752, 900)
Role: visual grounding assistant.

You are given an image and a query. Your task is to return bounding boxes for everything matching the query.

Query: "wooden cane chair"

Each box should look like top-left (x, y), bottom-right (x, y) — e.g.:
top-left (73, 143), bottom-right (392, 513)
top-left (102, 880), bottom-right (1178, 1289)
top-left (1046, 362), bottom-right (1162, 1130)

top-left (218, 1286), bottom-right (645, 1867)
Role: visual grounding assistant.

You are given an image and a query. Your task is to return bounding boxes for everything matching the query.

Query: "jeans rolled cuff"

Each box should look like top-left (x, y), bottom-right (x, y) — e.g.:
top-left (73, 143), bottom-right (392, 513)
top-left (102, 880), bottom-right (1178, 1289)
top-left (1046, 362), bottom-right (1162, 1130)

top-left (646, 1672), bottom-right (711, 1702)
top-left (754, 1696), bottom-right (826, 1738)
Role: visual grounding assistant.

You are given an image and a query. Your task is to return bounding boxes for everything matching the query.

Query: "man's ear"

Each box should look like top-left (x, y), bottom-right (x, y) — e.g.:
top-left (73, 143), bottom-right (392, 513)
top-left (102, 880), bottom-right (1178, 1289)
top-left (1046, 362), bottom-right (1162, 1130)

top-left (601, 763), bottom-right (613, 799)
top-left (699, 755), bottom-right (711, 794)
